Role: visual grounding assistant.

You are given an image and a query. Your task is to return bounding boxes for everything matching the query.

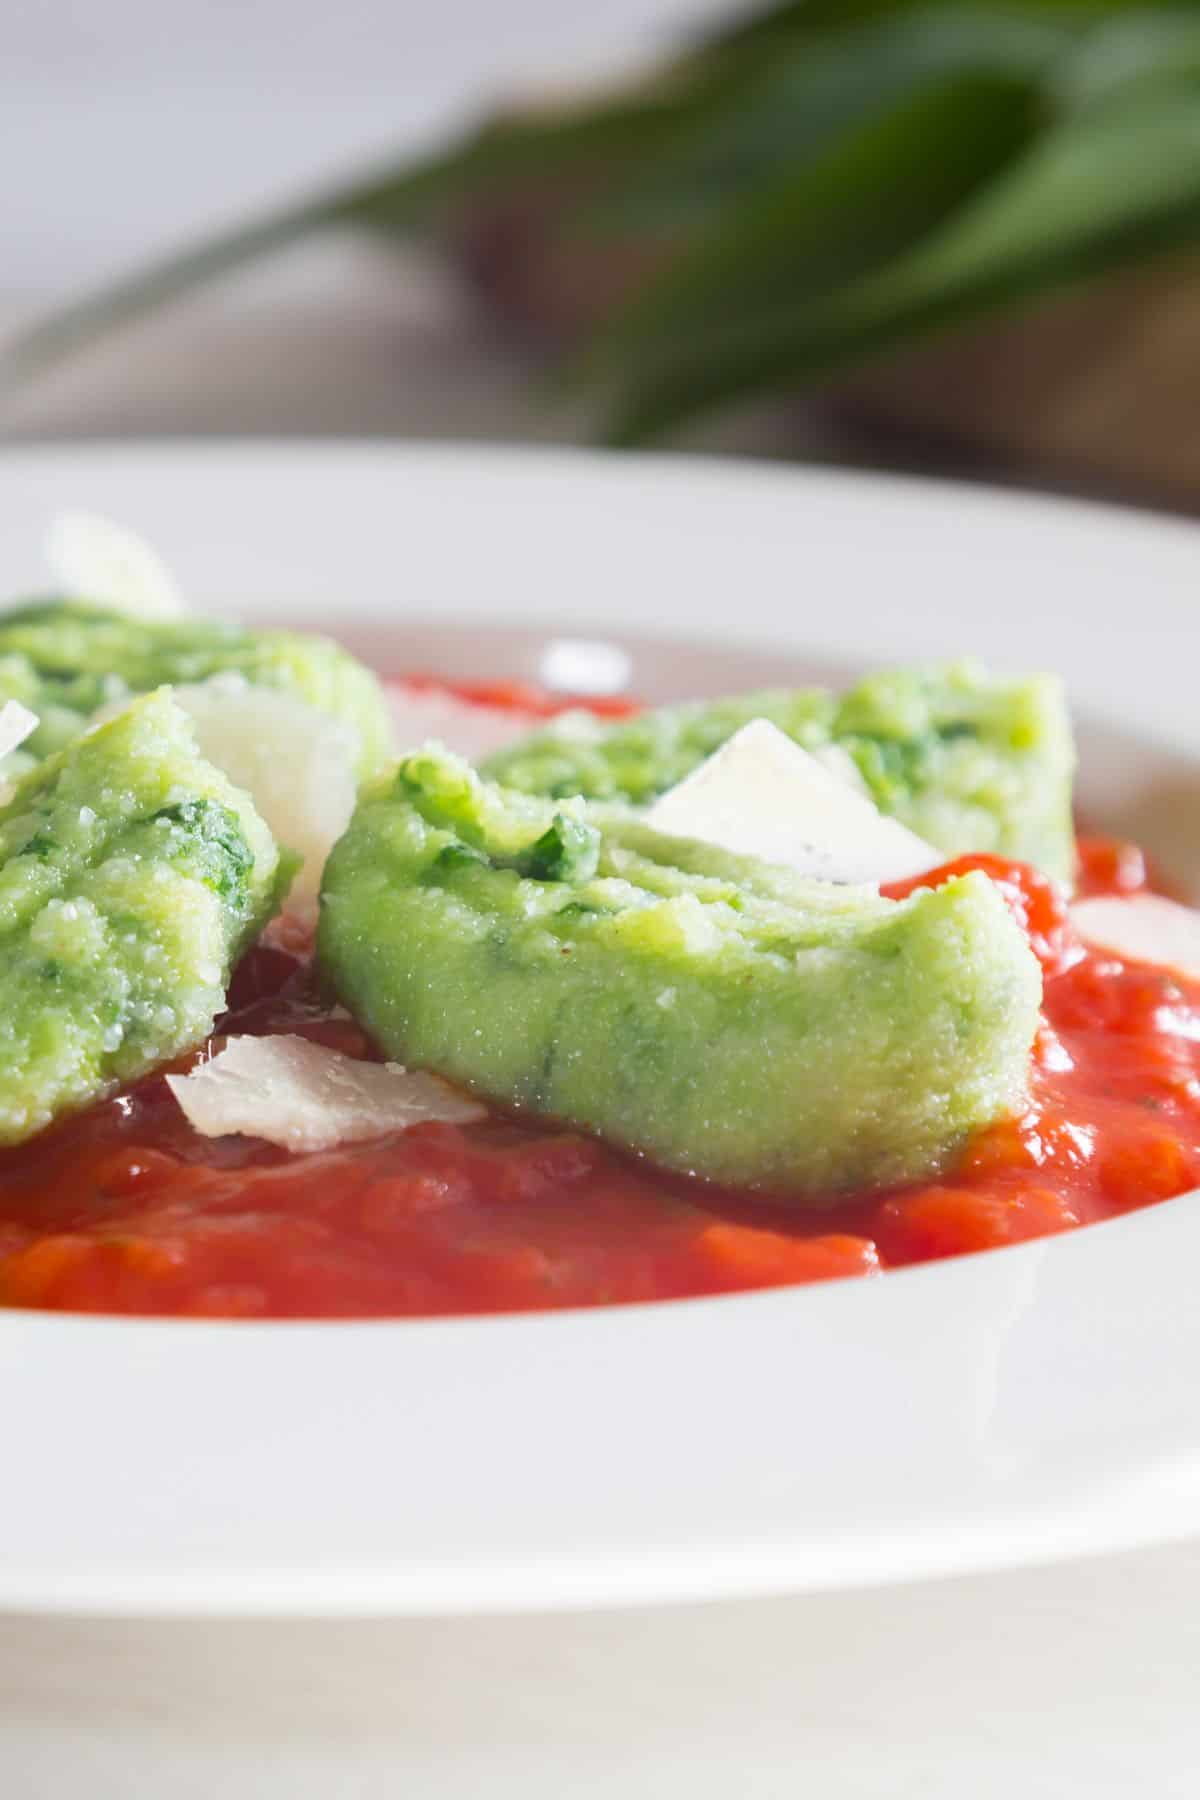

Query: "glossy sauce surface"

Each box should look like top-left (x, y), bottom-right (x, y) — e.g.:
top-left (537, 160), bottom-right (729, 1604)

top-left (0, 687), bottom-right (1196, 1319)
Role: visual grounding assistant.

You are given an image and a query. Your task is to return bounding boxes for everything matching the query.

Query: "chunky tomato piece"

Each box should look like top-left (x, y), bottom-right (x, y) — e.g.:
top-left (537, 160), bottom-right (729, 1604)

top-left (697, 1222), bottom-right (880, 1288)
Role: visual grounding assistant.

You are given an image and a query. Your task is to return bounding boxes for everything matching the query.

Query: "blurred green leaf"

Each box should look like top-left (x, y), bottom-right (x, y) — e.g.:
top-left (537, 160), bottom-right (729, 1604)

top-left (707, 0), bottom-right (1200, 57)
top-left (604, 76), bottom-right (1200, 440)
top-left (579, 69), bottom-right (1044, 372)
top-left (1059, 11), bottom-right (1200, 102)
top-left (576, 8), bottom-right (1073, 238)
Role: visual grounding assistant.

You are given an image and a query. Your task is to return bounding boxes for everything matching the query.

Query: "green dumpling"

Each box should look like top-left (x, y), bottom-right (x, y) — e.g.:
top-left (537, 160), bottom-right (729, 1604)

top-left (0, 690), bottom-right (289, 1145)
top-left (0, 599), bottom-right (393, 778)
top-left (483, 661), bottom-right (1077, 884)
top-left (318, 746), bottom-right (1042, 1201)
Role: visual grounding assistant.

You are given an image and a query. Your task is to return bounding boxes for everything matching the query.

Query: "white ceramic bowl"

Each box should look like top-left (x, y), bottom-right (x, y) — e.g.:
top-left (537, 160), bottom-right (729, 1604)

top-left (1, 444), bottom-right (1199, 1795)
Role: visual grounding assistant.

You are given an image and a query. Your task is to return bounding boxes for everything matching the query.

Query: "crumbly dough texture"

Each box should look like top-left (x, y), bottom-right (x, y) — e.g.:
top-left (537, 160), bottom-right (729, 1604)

top-left (319, 746), bottom-right (1043, 1199)
top-left (484, 661), bottom-right (1076, 884)
top-left (0, 691), bottom-right (287, 1144)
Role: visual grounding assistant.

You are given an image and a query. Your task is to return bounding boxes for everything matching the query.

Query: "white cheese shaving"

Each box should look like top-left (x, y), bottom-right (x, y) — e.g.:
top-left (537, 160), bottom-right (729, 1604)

top-left (645, 718), bottom-right (940, 885)
top-left (1072, 894), bottom-right (1200, 981)
top-left (387, 686), bottom-right (532, 761)
top-left (46, 511), bottom-right (186, 620)
top-left (171, 674), bottom-right (358, 902)
top-left (538, 638), bottom-right (631, 695)
top-left (167, 1034), bottom-right (485, 1153)
top-left (0, 700), bottom-right (39, 762)
top-left (809, 741), bottom-right (871, 795)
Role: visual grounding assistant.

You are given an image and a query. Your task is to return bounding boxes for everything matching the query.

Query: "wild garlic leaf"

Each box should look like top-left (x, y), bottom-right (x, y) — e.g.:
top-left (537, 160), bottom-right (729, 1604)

top-left (706, 0), bottom-right (1196, 56)
top-left (1058, 12), bottom-right (1200, 107)
top-left (604, 76), bottom-right (1200, 441)
top-left (579, 7), bottom-right (1075, 240)
top-left (581, 68), bottom-right (1044, 371)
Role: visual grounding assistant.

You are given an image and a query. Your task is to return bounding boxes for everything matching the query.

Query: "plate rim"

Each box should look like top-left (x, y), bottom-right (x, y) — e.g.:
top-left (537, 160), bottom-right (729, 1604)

top-left (2, 437), bottom-right (1200, 1619)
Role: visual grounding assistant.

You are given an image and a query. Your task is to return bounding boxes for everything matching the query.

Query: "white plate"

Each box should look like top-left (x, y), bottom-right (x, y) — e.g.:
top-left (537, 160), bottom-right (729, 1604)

top-left (1, 441), bottom-right (1200, 1621)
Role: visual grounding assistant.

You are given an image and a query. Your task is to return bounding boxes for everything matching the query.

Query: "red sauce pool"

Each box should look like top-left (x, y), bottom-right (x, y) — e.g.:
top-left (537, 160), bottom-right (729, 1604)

top-left (0, 687), bottom-right (1196, 1319)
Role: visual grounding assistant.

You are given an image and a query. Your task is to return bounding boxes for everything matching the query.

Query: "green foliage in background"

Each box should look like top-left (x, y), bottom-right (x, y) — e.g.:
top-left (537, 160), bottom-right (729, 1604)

top-left (8, 1), bottom-right (1200, 440)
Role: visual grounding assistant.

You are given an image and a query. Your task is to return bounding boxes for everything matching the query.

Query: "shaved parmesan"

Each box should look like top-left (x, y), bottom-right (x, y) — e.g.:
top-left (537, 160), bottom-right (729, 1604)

top-left (167, 1034), bottom-right (485, 1152)
top-left (645, 718), bottom-right (939, 885)
top-left (47, 512), bottom-right (186, 620)
top-left (538, 637), bottom-right (631, 695)
top-left (171, 675), bottom-right (359, 901)
top-left (387, 685), bottom-right (532, 761)
top-left (1072, 894), bottom-right (1200, 981)
top-left (809, 741), bottom-right (870, 795)
top-left (0, 700), bottom-right (38, 762)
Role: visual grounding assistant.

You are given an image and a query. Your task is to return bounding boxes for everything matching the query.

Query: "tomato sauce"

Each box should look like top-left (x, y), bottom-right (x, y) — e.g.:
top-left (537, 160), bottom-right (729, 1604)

top-left (0, 685), bottom-right (1197, 1320)
top-left (397, 675), bottom-right (640, 721)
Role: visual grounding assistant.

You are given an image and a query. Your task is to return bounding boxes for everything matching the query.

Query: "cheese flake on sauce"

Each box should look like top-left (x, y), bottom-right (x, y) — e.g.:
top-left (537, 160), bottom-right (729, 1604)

top-left (645, 718), bottom-right (940, 885)
top-left (1072, 894), bottom-right (1200, 981)
top-left (167, 1035), bottom-right (485, 1153)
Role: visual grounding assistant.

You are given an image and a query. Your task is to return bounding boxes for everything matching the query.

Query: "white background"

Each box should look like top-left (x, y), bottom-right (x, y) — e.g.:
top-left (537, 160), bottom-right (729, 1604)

top-left (3, 0), bottom-right (747, 441)
top-left (7, 1), bottom-right (723, 294)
